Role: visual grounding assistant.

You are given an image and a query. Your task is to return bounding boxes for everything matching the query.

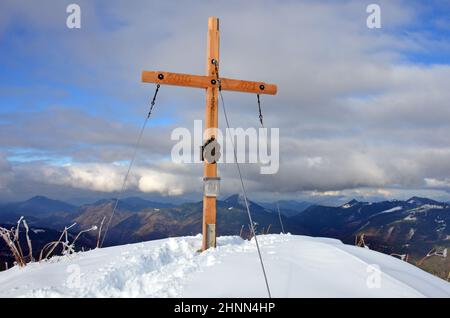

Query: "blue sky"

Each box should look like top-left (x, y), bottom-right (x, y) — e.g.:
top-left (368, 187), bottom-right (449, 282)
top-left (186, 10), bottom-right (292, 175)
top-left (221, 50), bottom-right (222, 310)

top-left (1, 0), bottom-right (450, 204)
top-left (398, 2), bottom-right (450, 65)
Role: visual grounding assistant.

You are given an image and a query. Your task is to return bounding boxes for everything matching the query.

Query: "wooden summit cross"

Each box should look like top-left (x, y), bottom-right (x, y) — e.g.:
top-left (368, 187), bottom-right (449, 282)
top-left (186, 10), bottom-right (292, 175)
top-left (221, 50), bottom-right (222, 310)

top-left (141, 17), bottom-right (277, 251)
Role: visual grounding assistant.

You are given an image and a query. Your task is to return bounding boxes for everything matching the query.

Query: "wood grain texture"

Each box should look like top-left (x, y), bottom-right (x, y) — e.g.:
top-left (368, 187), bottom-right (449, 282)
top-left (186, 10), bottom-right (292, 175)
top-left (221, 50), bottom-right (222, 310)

top-left (202, 16), bottom-right (220, 251)
top-left (141, 71), bottom-right (211, 89)
top-left (142, 71), bottom-right (277, 95)
top-left (220, 78), bottom-right (277, 95)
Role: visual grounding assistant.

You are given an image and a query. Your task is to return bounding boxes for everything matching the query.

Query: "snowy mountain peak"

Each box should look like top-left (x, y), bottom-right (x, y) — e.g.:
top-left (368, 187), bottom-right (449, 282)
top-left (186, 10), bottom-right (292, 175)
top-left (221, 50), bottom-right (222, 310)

top-left (406, 196), bottom-right (441, 206)
top-left (0, 234), bottom-right (448, 298)
top-left (341, 199), bottom-right (359, 208)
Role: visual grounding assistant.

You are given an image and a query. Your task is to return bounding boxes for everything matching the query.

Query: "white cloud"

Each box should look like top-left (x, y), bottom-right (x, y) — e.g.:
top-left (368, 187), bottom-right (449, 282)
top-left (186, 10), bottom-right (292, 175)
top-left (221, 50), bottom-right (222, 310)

top-left (63, 164), bottom-right (128, 192)
top-left (38, 163), bottom-right (191, 196)
top-left (138, 171), bottom-right (185, 196)
top-left (424, 177), bottom-right (450, 189)
top-left (1, 1), bottom-right (450, 202)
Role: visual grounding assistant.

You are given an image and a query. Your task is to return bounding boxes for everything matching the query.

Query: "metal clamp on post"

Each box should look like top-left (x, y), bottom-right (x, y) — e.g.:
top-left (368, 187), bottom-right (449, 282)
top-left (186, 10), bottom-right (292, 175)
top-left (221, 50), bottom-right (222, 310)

top-left (200, 137), bottom-right (220, 164)
top-left (203, 177), bottom-right (221, 197)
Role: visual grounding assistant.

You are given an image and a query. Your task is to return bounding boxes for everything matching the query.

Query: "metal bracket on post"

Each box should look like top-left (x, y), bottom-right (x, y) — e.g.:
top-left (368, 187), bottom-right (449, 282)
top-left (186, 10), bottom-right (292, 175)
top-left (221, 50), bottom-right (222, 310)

top-left (206, 223), bottom-right (216, 248)
top-left (203, 176), bottom-right (219, 249)
top-left (203, 176), bottom-right (220, 197)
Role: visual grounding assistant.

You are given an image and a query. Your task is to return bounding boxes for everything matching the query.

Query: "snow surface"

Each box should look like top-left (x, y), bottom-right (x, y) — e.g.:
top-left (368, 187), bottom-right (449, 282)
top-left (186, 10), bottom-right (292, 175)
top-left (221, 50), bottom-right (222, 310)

top-left (367, 206), bottom-right (403, 220)
top-left (380, 206), bottom-right (403, 214)
top-left (0, 234), bottom-right (449, 298)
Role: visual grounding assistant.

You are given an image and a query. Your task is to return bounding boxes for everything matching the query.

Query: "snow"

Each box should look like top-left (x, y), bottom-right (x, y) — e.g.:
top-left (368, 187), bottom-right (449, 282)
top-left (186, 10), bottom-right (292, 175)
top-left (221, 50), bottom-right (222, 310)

top-left (380, 206), bottom-right (403, 214)
top-left (404, 214), bottom-right (417, 221)
top-left (368, 206), bottom-right (403, 220)
top-left (412, 204), bottom-right (444, 213)
top-left (0, 234), bottom-right (449, 298)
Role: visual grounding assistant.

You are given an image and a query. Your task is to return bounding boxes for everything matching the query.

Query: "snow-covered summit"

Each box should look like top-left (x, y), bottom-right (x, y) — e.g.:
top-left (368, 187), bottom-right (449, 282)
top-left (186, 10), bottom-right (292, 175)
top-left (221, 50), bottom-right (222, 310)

top-left (406, 196), bottom-right (443, 206)
top-left (0, 234), bottom-right (448, 298)
top-left (341, 199), bottom-right (359, 209)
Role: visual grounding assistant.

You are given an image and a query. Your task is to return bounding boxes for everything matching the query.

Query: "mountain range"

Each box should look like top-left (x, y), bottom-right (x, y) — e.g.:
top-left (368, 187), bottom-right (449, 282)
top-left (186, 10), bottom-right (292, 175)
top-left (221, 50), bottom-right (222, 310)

top-left (0, 194), bottom-right (448, 279)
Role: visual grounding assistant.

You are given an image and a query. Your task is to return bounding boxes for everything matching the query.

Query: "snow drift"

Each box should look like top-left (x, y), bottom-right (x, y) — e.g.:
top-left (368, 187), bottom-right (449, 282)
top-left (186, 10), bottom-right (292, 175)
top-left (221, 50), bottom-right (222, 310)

top-left (0, 234), bottom-right (448, 298)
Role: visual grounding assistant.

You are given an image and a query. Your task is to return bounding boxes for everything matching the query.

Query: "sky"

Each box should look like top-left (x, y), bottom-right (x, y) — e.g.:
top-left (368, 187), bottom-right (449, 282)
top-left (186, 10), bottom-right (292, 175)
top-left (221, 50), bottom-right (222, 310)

top-left (1, 0), bottom-right (450, 205)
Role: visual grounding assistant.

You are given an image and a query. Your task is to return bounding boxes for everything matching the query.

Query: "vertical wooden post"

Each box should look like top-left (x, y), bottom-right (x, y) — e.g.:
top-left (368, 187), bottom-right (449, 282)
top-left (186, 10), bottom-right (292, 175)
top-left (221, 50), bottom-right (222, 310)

top-left (141, 16), bottom-right (277, 251)
top-left (202, 17), bottom-right (220, 251)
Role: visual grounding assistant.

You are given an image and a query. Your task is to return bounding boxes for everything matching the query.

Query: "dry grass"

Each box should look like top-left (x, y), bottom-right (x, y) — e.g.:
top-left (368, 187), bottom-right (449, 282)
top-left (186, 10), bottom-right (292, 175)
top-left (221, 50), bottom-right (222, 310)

top-left (0, 217), bottom-right (31, 267)
top-left (1, 217), bottom-right (98, 269)
top-left (354, 233), bottom-right (367, 248)
top-left (239, 222), bottom-right (272, 240)
top-left (39, 223), bottom-right (98, 261)
top-left (96, 216), bottom-right (106, 248)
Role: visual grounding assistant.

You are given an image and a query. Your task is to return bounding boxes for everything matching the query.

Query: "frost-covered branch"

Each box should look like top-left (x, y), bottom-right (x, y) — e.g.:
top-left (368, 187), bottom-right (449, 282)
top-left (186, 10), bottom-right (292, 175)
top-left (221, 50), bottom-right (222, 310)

top-left (0, 223), bottom-right (26, 267)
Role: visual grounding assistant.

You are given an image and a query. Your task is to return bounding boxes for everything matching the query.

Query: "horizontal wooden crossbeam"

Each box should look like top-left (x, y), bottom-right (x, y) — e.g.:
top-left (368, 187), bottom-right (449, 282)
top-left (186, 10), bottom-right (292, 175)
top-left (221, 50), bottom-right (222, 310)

top-left (142, 71), bottom-right (277, 95)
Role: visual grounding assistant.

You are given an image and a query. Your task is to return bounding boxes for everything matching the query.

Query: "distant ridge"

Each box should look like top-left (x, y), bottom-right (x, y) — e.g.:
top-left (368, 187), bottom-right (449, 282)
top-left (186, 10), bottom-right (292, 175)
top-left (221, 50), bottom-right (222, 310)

top-left (0, 194), bottom-right (448, 279)
top-left (0, 195), bottom-right (77, 217)
top-left (86, 197), bottom-right (175, 211)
